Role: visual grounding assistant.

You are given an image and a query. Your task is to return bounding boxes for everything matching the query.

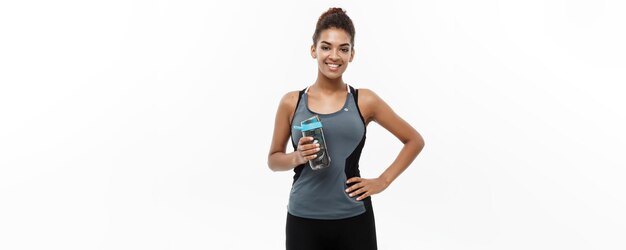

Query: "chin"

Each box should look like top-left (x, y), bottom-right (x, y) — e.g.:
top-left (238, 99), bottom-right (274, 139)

top-left (320, 69), bottom-right (346, 79)
top-left (323, 73), bottom-right (342, 79)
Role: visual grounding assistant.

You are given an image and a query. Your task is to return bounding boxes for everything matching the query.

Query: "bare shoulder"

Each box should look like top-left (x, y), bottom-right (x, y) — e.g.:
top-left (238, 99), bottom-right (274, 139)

top-left (356, 88), bottom-right (383, 104)
top-left (356, 88), bottom-right (388, 111)
top-left (277, 90), bottom-right (302, 124)
top-left (279, 90), bottom-right (301, 110)
top-left (355, 88), bottom-right (385, 124)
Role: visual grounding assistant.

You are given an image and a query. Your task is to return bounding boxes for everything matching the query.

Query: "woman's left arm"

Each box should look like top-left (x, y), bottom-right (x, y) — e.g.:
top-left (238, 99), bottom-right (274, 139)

top-left (346, 88), bottom-right (425, 201)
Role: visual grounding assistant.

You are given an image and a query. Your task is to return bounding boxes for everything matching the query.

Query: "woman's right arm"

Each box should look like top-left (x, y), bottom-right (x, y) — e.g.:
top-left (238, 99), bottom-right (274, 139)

top-left (267, 92), bottom-right (320, 171)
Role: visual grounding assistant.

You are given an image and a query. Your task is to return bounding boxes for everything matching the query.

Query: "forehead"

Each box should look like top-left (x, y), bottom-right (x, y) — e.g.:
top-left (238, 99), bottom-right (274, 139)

top-left (318, 28), bottom-right (351, 46)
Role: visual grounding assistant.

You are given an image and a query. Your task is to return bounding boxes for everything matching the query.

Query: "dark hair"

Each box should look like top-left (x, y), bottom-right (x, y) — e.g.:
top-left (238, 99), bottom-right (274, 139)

top-left (312, 7), bottom-right (355, 47)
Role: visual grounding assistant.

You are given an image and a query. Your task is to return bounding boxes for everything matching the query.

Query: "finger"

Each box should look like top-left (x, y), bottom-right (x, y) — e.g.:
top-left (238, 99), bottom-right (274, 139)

top-left (356, 191), bottom-right (370, 201)
top-left (349, 187), bottom-right (367, 198)
top-left (346, 177), bottom-right (362, 184)
top-left (305, 142), bottom-right (320, 150)
top-left (298, 142), bottom-right (319, 151)
top-left (298, 145), bottom-right (319, 154)
top-left (298, 136), bottom-right (314, 145)
top-left (303, 147), bottom-right (320, 156)
top-left (345, 182), bottom-right (362, 192)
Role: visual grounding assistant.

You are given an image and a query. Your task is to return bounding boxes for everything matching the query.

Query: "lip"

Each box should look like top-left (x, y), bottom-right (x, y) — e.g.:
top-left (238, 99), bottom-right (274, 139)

top-left (325, 63), bottom-right (342, 72)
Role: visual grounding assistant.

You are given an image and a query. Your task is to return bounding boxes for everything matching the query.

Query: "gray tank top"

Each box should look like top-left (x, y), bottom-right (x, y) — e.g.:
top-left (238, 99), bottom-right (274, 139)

top-left (289, 84), bottom-right (371, 220)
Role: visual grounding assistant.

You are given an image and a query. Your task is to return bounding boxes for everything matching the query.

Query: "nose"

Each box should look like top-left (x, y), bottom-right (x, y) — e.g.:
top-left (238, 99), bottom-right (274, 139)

top-left (329, 49), bottom-right (340, 60)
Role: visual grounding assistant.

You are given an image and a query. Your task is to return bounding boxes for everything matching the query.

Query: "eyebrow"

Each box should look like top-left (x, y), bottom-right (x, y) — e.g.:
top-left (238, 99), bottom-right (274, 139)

top-left (320, 41), bottom-right (351, 47)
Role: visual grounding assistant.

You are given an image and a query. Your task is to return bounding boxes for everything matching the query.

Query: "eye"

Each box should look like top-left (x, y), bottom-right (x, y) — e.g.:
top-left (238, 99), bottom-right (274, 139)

top-left (341, 48), bottom-right (350, 53)
top-left (321, 46), bottom-right (330, 50)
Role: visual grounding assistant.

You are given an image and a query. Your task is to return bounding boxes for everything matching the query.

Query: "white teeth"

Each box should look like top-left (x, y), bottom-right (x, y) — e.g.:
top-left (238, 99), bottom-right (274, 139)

top-left (327, 63), bottom-right (340, 68)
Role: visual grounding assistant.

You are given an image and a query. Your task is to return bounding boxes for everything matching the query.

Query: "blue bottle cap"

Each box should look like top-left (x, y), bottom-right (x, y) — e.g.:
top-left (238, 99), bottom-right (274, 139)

top-left (293, 121), bottom-right (323, 131)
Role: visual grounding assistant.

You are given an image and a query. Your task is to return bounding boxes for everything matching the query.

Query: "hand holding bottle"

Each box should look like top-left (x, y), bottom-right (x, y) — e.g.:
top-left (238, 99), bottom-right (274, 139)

top-left (294, 136), bottom-right (320, 166)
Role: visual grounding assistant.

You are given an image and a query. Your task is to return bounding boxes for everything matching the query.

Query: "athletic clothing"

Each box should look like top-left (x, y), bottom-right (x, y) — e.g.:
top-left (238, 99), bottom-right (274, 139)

top-left (286, 84), bottom-right (377, 249)
top-left (286, 202), bottom-right (377, 250)
top-left (289, 84), bottom-right (370, 220)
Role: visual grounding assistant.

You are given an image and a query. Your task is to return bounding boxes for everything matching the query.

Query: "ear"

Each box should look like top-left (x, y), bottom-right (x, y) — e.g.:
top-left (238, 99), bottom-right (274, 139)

top-left (310, 44), bottom-right (317, 59)
top-left (349, 47), bottom-right (355, 62)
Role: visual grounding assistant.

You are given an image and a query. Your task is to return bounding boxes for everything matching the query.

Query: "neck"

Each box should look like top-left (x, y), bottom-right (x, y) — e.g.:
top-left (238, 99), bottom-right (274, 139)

top-left (312, 71), bottom-right (346, 93)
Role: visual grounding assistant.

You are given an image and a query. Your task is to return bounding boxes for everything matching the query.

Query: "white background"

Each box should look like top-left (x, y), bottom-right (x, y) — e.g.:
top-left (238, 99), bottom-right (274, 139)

top-left (1, 1), bottom-right (625, 249)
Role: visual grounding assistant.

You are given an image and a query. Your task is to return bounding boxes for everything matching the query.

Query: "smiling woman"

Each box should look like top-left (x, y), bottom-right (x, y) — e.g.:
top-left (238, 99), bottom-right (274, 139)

top-left (267, 7), bottom-right (425, 250)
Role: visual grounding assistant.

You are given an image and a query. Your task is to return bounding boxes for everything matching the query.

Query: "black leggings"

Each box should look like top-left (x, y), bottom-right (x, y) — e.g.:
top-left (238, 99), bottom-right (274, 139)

top-left (286, 206), bottom-right (377, 250)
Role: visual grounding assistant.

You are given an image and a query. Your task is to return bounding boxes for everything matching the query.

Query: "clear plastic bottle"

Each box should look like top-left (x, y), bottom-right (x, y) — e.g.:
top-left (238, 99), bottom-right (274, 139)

top-left (293, 115), bottom-right (331, 170)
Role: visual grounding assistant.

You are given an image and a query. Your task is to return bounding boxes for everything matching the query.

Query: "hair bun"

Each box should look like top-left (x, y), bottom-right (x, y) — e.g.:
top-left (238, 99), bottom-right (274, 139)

top-left (319, 7), bottom-right (346, 21)
top-left (326, 7), bottom-right (346, 15)
top-left (313, 7), bottom-right (355, 46)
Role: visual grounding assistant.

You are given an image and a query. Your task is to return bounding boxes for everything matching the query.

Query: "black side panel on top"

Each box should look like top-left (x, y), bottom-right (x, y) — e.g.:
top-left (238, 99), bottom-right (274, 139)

top-left (291, 88), bottom-right (307, 185)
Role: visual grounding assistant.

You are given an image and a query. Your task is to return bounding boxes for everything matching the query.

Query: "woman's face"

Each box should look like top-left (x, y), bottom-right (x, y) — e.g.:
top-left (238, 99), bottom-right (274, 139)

top-left (311, 27), bottom-right (354, 79)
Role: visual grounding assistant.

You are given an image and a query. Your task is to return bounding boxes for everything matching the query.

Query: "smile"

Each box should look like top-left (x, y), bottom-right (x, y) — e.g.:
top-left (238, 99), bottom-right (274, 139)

top-left (326, 63), bottom-right (341, 70)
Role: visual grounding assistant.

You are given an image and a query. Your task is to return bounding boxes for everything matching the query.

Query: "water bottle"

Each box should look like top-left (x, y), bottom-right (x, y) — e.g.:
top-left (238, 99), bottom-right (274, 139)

top-left (293, 115), bottom-right (331, 170)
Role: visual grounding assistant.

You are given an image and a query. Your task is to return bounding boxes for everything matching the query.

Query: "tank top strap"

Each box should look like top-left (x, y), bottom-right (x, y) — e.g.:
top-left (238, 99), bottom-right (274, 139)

top-left (298, 87), bottom-right (306, 98)
top-left (348, 85), bottom-right (356, 100)
top-left (294, 87), bottom-right (307, 111)
top-left (290, 87), bottom-right (308, 137)
top-left (348, 85), bottom-right (366, 126)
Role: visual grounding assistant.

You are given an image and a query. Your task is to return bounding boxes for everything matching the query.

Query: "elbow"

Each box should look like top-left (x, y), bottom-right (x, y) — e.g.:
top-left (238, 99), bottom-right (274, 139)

top-left (416, 134), bottom-right (425, 151)
top-left (267, 153), bottom-right (280, 172)
top-left (268, 164), bottom-right (279, 172)
top-left (267, 157), bottom-right (276, 172)
top-left (416, 133), bottom-right (425, 148)
top-left (267, 151), bottom-right (294, 172)
top-left (267, 154), bottom-right (273, 171)
top-left (410, 138), bottom-right (425, 153)
top-left (405, 132), bottom-right (425, 152)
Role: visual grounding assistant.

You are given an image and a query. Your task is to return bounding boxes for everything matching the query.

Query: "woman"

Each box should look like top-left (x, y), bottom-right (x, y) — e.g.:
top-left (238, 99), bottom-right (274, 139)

top-left (267, 7), bottom-right (425, 250)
